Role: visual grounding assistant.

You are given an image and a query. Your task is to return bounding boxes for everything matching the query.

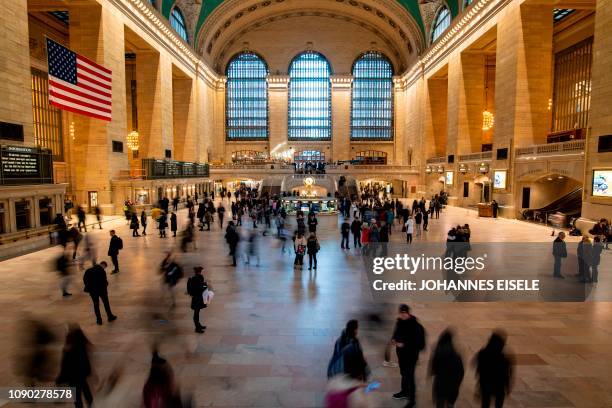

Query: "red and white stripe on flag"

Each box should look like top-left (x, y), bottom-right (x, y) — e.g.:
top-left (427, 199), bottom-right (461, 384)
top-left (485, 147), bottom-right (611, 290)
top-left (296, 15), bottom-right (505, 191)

top-left (46, 39), bottom-right (112, 121)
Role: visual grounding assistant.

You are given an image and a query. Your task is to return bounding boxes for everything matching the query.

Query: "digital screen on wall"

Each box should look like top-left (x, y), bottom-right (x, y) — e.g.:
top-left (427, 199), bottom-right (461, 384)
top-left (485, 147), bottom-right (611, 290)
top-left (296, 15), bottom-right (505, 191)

top-left (592, 170), bottom-right (612, 197)
top-left (445, 171), bottom-right (453, 185)
top-left (494, 170), bottom-right (507, 189)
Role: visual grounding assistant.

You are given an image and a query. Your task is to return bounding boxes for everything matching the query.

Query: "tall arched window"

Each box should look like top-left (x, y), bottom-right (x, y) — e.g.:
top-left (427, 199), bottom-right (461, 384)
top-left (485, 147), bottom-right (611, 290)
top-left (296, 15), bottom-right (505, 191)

top-left (463, 0), bottom-right (473, 9)
top-left (351, 52), bottom-right (394, 140)
top-left (170, 6), bottom-right (188, 42)
top-left (288, 51), bottom-right (332, 140)
top-left (226, 52), bottom-right (269, 140)
top-left (431, 6), bottom-right (451, 43)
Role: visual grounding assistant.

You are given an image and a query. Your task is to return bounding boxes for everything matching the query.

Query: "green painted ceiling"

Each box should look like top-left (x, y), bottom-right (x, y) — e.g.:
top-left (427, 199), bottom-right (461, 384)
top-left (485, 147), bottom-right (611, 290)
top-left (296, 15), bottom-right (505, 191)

top-left (161, 0), bottom-right (460, 45)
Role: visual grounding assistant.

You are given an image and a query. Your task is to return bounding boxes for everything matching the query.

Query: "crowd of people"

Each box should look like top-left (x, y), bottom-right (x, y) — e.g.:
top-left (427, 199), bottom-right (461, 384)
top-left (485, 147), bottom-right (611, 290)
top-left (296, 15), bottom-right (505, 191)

top-left (36, 187), bottom-right (609, 407)
top-left (325, 305), bottom-right (514, 408)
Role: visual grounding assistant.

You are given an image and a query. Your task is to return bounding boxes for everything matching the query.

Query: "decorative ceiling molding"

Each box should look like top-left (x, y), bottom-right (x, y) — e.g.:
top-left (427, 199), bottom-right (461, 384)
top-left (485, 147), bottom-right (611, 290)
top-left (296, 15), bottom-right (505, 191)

top-left (213, 11), bottom-right (407, 74)
top-left (197, 0), bottom-right (425, 70)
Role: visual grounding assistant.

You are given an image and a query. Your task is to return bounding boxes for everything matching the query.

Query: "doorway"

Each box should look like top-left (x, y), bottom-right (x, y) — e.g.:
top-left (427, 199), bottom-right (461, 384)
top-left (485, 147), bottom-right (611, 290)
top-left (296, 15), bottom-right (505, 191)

top-left (521, 187), bottom-right (531, 208)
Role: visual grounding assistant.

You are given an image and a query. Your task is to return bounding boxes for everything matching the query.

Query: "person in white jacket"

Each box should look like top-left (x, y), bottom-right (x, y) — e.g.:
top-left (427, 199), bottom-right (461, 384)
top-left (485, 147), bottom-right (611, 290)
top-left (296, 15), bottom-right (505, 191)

top-left (405, 216), bottom-right (414, 244)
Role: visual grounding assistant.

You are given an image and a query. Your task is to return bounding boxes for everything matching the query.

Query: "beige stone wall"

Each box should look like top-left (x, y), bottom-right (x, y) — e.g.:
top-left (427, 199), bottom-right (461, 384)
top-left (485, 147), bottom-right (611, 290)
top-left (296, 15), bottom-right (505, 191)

top-left (0, 0), bottom-right (34, 145)
top-left (582, 0), bottom-right (612, 221)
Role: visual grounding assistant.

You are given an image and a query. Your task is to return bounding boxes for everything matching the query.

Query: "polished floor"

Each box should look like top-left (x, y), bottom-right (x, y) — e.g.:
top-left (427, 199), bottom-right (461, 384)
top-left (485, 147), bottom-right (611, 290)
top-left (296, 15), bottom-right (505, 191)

top-left (0, 204), bottom-right (611, 407)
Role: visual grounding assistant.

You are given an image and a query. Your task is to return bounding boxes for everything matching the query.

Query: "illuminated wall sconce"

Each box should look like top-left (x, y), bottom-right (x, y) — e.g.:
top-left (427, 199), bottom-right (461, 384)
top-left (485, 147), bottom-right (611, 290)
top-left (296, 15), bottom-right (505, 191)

top-left (425, 166), bottom-right (432, 174)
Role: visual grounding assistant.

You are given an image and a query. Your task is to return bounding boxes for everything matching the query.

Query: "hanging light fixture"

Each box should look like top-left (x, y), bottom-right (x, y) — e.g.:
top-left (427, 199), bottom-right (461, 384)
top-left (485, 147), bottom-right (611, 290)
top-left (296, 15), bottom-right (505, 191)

top-left (127, 130), bottom-right (139, 151)
top-left (482, 55), bottom-right (495, 131)
top-left (127, 55), bottom-right (140, 152)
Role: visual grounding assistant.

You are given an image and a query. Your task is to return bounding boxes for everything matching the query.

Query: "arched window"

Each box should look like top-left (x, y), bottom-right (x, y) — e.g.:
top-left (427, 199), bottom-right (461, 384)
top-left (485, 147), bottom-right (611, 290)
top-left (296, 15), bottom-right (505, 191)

top-left (170, 6), bottom-right (188, 42)
top-left (431, 6), bottom-right (451, 43)
top-left (226, 52), bottom-right (269, 140)
top-left (351, 52), bottom-right (394, 140)
top-left (288, 51), bottom-right (332, 140)
top-left (463, 0), bottom-right (473, 9)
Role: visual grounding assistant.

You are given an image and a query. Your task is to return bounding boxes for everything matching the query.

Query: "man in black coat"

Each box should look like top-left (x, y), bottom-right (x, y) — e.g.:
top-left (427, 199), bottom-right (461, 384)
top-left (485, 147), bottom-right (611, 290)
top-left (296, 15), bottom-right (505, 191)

top-left (187, 266), bottom-right (207, 333)
top-left (552, 231), bottom-right (567, 278)
top-left (107, 230), bottom-right (123, 274)
top-left (83, 261), bottom-right (117, 325)
top-left (391, 304), bottom-right (426, 407)
top-left (350, 218), bottom-right (362, 248)
top-left (225, 222), bottom-right (240, 266)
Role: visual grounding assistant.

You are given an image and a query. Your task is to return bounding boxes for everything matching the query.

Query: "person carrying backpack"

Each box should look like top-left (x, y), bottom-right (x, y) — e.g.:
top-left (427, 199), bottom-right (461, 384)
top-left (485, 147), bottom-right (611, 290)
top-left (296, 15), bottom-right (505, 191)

top-left (186, 266), bottom-right (207, 333)
top-left (327, 320), bottom-right (370, 380)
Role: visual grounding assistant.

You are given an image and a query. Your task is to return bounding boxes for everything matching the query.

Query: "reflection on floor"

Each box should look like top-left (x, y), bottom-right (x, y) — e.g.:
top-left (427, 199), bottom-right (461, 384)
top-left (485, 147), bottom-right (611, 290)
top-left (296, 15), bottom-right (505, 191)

top-left (0, 205), bottom-right (610, 407)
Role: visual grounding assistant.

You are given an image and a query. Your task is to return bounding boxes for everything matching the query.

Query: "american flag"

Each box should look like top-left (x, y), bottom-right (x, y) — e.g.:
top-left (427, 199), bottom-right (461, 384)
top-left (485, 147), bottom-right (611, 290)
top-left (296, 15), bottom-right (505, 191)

top-left (46, 38), bottom-right (112, 121)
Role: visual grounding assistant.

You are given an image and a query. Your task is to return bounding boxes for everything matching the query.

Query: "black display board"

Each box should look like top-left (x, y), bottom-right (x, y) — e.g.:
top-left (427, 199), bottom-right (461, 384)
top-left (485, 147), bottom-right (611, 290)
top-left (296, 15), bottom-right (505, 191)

top-left (0, 145), bottom-right (53, 185)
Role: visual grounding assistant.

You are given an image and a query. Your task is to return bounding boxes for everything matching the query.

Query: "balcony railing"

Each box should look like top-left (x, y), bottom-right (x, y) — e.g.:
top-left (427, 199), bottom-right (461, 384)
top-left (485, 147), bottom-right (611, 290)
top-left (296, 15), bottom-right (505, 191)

top-left (426, 156), bottom-right (446, 164)
top-left (515, 140), bottom-right (585, 158)
top-left (458, 151), bottom-right (493, 162)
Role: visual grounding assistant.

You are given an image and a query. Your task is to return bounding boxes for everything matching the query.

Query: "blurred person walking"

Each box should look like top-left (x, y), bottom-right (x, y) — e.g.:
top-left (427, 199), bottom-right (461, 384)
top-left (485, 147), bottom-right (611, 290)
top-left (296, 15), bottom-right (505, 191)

top-left (225, 221), bottom-right (240, 266)
top-left (142, 350), bottom-right (183, 408)
top-left (474, 331), bottom-right (514, 408)
top-left (429, 329), bottom-right (464, 408)
top-left (56, 325), bottom-right (94, 408)
top-left (83, 261), bottom-right (117, 325)
top-left (94, 206), bottom-right (103, 229)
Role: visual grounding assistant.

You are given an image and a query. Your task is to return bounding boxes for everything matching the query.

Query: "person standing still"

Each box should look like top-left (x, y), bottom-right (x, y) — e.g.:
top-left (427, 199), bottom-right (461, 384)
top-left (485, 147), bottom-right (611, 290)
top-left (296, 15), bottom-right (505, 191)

top-left (217, 203), bottom-right (225, 228)
top-left (423, 210), bottom-right (429, 232)
top-left (351, 218), bottom-right (362, 249)
top-left (391, 304), bottom-right (426, 407)
top-left (307, 232), bottom-right (320, 270)
top-left (187, 266), bottom-right (207, 333)
top-left (405, 216), bottom-right (414, 244)
top-left (107, 230), bottom-right (123, 274)
top-left (552, 231), bottom-right (567, 278)
top-left (140, 210), bottom-right (147, 236)
top-left (83, 261), bottom-right (117, 325)
top-left (592, 236), bottom-right (603, 283)
top-left (415, 210), bottom-right (423, 237)
top-left (170, 212), bottom-right (178, 237)
top-left (340, 218), bottom-right (351, 249)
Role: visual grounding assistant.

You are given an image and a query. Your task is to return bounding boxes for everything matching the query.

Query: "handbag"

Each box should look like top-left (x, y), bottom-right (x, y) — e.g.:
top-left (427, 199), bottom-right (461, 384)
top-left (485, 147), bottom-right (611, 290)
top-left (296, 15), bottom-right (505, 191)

top-left (202, 289), bottom-right (214, 305)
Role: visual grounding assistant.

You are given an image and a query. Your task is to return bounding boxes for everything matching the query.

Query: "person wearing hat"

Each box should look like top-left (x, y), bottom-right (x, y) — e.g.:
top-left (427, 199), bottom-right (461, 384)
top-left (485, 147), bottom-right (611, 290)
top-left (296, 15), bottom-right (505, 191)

top-left (186, 266), bottom-right (208, 333)
top-left (391, 304), bottom-right (426, 406)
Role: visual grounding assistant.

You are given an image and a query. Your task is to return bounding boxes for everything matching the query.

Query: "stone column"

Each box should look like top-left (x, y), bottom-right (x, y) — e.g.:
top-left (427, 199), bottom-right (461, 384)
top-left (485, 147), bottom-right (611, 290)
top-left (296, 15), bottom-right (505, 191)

top-left (69, 2), bottom-right (128, 211)
top-left (425, 76), bottom-right (448, 159)
top-left (0, 0), bottom-right (34, 145)
top-left (494, 3), bottom-right (553, 149)
top-left (267, 75), bottom-right (289, 155)
top-left (393, 78), bottom-right (406, 165)
top-left (582, 0), bottom-right (612, 221)
top-left (211, 79), bottom-right (226, 162)
top-left (330, 75), bottom-right (352, 162)
top-left (159, 54), bottom-right (174, 157)
top-left (135, 51), bottom-right (162, 159)
top-left (172, 74), bottom-right (196, 162)
top-left (458, 53), bottom-right (486, 154)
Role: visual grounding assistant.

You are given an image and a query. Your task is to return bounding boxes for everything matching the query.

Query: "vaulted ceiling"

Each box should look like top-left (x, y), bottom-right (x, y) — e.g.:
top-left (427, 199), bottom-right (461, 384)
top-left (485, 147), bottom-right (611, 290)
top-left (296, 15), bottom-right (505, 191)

top-left (161, 0), bottom-right (461, 74)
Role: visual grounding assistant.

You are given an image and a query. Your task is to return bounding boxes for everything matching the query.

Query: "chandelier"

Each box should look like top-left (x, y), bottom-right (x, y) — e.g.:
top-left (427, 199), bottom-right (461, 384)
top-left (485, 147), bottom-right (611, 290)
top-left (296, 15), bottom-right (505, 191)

top-left (482, 110), bottom-right (495, 131)
top-left (482, 55), bottom-right (495, 131)
top-left (127, 130), bottom-right (139, 151)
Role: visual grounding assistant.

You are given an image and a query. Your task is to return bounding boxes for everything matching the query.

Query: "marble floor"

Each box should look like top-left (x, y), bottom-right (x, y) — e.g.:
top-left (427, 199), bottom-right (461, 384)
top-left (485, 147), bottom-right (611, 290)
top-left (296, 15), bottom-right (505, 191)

top-left (0, 204), bottom-right (611, 407)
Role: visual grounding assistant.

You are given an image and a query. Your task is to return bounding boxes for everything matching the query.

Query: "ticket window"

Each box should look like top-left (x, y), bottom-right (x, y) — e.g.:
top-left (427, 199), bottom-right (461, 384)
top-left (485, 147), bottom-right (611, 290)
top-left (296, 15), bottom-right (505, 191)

top-left (39, 198), bottom-right (53, 226)
top-left (15, 200), bottom-right (31, 230)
